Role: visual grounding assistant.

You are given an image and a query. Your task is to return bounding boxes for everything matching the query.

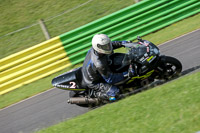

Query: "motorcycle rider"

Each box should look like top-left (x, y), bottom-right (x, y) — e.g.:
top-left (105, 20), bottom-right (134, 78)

top-left (81, 34), bottom-right (135, 102)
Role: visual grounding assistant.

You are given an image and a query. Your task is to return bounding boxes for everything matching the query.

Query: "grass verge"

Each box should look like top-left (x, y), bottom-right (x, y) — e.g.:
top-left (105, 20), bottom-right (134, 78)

top-left (0, 13), bottom-right (200, 109)
top-left (37, 71), bottom-right (200, 133)
top-left (0, 0), bottom-right (134, 59)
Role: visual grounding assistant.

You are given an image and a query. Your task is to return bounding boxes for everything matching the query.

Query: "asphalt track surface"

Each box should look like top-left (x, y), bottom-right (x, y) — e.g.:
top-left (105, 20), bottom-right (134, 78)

top-left (0, 29), bottom-right (200, 133)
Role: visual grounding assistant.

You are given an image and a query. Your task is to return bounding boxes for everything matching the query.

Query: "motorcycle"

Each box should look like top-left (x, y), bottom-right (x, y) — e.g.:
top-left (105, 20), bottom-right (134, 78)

top-left (52, 36), bottom-right (182, 107)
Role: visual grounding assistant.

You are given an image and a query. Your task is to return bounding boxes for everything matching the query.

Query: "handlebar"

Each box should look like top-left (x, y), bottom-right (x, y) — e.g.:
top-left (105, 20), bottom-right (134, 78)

top-left (137, 36), bottom-right (143, 42)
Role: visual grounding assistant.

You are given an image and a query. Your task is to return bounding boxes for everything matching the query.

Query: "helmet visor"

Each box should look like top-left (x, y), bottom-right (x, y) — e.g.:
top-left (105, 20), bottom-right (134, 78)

top-left (97, 43), bottom-right (112, 51)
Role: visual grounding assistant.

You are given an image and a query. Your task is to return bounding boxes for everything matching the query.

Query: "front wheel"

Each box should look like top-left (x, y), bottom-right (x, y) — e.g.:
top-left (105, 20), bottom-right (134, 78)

top-left (156, 56), bottom-right (182, 80)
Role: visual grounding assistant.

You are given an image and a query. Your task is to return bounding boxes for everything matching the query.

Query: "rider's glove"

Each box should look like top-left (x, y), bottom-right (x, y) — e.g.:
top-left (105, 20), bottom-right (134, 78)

top-left (128, 64), bottom-right (135, 77)
top-left (121, 41), bottom-right (133, 47)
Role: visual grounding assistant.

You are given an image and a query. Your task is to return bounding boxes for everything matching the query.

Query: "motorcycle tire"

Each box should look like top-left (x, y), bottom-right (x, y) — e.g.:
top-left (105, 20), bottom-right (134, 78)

top-left (157, 56), bottom-right (182, 80)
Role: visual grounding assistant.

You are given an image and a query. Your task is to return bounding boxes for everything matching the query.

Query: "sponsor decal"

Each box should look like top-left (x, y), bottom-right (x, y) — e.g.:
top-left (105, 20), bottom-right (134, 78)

top-left (147, 47), bottom-right (150, 52)
top-left (139, 56), bottom-right (145, 62)
top-left (69, 82), bottom-right (76, 88)
top-left (144, 41), bottom-right (150, 46)
top-left (126, 70), bottom-right (154, 84)
top-left (147, 55), bottom-right (156, 63)
top-left (144, 53), bottom-right (148, 57)
top-left (140, 54), bottom-right (155, 63)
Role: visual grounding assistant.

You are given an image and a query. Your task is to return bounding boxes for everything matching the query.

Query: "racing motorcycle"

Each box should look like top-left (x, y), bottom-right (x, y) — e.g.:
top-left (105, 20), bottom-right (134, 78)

top-left (52, 36), bottom-right (182, 107)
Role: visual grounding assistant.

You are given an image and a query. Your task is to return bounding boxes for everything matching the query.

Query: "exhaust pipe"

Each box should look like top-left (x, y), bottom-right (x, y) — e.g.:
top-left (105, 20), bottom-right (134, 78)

top-left (67, 97), bottom-right (99, 105)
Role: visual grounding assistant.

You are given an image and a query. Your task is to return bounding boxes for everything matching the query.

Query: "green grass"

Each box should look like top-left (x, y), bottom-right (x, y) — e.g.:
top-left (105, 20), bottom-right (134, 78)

top-left (37, 71), bottom-right (200, 133)
top-left (0, 13), bottom-right (200, 109)
top-left (0, 0), bottom-right (135, 59)
top-left (143, 13), bottom-right (200, 45)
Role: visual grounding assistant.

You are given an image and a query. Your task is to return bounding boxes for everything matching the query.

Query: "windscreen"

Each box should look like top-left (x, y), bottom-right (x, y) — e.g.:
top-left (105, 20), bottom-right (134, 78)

top-left (121, 42), bottom-right (141, 65)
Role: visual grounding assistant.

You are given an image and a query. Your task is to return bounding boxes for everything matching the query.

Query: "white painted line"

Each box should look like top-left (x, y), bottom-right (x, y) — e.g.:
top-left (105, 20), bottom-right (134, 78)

top-left (0, 88), bottom-right (55, 111)
top-left (159, 29), bottom-right (200, 46)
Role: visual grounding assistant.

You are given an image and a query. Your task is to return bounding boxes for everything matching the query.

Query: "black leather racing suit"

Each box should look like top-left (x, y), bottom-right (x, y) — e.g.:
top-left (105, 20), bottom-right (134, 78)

top-left (81, 41), bottom-right (128, 100)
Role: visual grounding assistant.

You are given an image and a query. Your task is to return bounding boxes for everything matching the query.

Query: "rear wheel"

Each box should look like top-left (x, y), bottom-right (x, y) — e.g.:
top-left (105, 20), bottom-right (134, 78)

top-left (157, 56), bottom-right (182, 80)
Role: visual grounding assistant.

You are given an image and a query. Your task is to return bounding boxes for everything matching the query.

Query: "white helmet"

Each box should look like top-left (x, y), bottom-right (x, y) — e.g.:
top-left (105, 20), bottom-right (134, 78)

top-left (92, 34), bottom-right (113, 54)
